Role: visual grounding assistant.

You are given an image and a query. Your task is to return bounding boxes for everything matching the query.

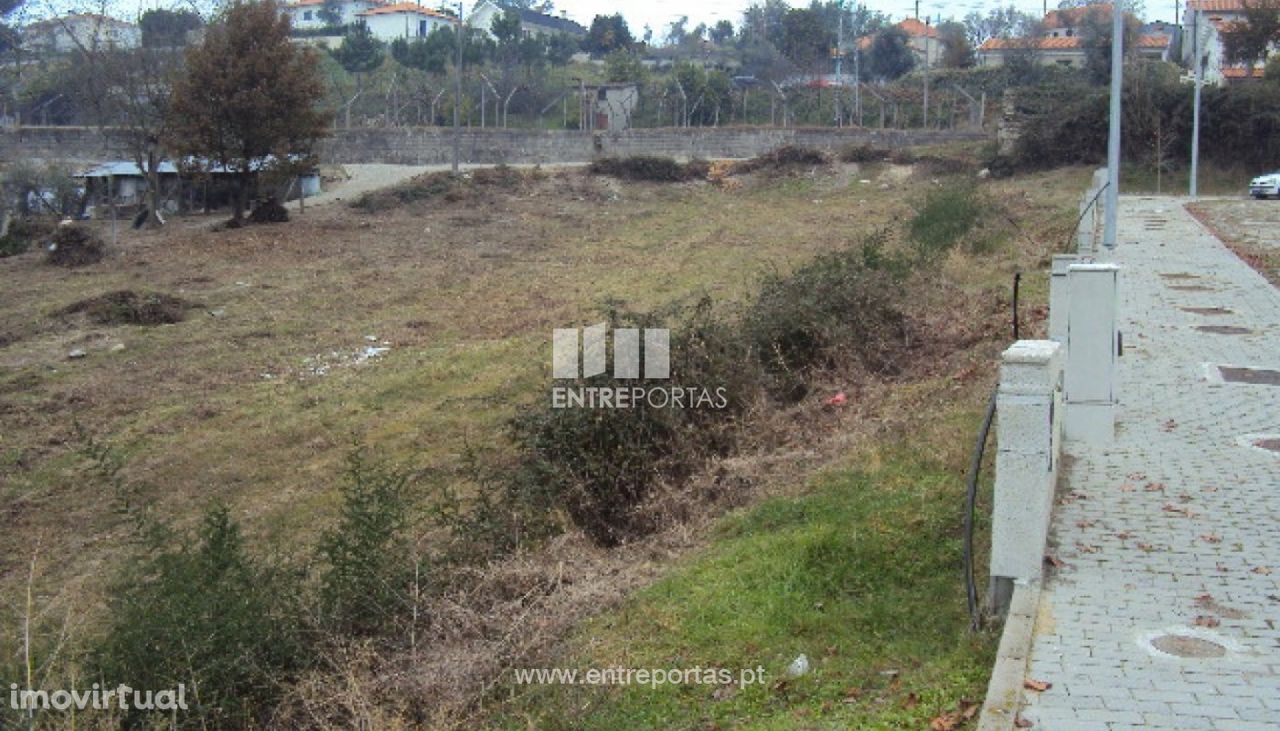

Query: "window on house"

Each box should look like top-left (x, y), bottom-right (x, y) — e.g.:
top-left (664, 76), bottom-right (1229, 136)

top-left (419, 19), bottom-right (427, 35)
top-left (303, 10), bottom-right (312, 20)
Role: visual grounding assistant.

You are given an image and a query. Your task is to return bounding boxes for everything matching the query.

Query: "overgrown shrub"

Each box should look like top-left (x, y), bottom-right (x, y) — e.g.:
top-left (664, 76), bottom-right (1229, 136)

top-left (93, 505), bottom-right (310, 729)
top-left (249, 196), bottom-right (289, 223)
top-left (0, 217), bottom-right (55, 258)
top-left (734, 145), bottom-right (828, 174)
top-left (588, 156), bottom-right (708, 182)
top-left (909, 183), bottom-right (985, 254)
top-left (62, 290), bottom-right (198, 326)
top-left (838, 144), bottom-right (889, 163)
top-left (44, 225), bottom-right (104, 267)
top-left (743, 234), bottom-right (912, 400)
top-left (511, 303), bottom-right (747, 545)
top-left (317, 450), bottom-right (415, 635)
top-left (352, 165), bottom-right (532, 212)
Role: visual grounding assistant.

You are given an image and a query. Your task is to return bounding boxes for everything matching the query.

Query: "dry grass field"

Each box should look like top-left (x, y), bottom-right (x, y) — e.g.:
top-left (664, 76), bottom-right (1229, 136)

top-left (0, 155), bottom-right (1089, 727)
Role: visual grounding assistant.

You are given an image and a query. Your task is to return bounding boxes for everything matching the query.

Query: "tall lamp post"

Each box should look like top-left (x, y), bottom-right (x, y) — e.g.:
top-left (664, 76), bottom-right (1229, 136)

top-left (1190, 6), bottom-right (1202, 198)
top-left (1102, 1), bottom-right (1124, 249)
top-left (453, 1), bottom-right (464, 175)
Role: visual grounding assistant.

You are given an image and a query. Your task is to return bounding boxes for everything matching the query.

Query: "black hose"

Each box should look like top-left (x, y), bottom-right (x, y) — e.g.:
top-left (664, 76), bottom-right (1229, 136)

top-left (964, 272), bottom-right (1021, 630)
top-left (964, 388), bottom-right (998, 631)
top-left (1065, 181), bottom-right (1110, 253)
top-left (1012, 272), bottom-right (1021, 340)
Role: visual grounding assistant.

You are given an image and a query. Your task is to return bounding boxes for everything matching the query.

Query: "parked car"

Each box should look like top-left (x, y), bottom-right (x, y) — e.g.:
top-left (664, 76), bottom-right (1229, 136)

top-left (1249, 170), bottom-right (1280, 198)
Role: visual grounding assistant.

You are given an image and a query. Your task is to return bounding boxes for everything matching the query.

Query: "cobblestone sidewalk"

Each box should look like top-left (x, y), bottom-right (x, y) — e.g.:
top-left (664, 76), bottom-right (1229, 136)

top-left (1019, 196), bottom-right (1280, 730)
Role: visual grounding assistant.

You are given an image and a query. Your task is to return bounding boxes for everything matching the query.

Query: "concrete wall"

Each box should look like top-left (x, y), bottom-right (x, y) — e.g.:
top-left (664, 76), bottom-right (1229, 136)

top-left (0, 125), bottom-right (990, 167)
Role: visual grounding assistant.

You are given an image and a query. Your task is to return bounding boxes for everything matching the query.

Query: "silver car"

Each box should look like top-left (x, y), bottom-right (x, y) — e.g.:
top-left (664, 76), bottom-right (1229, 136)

top-left (1250, 170), bottom-right (1280, 198)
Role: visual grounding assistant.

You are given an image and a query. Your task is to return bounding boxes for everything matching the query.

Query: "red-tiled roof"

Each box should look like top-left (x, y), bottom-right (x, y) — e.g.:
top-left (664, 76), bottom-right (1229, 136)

top-left (358, 2), bottom-right (452, 18)
top-left (1222, 66), bottom-right (1265, 78)
top-left (896, 18), bottom-right (939, 39)
top-left (978, 33), bottom-right (1169, 51)
top-left (1187, 0), bottom-right (1247, 11)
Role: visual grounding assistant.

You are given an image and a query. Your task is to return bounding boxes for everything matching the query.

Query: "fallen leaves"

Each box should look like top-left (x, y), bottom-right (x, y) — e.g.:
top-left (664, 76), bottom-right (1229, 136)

top-left (1200, 533), bottom-right (1223, 544)
top-left (1044, 555), bottom-right (1067, 569)
top-left (1162, 503), bottom-right (1199, 518)
top-left (1075, 519), bottom-right (1096, 529)
top-left (1014, 715), bottom-right (1035, 728)
top-left (1195, 615), bottom-right (1221, 628)
top-left (1252, 566), bottom-right (1273, 575)
top-left (1144, 482), bottom-right (1167, 492)
top-left (1023, 679), bottom-right (1052, 692)
top-left (1075, 542), bottom-right (1101, 554)
top-left (928, 700), bottom-right (979, 730)
top-left (1162, 419), bottom-right (1178, 432)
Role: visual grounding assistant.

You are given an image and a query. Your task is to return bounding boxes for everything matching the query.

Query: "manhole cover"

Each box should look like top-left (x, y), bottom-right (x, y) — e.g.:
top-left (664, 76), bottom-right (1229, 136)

top-left (1196, 325), bottom-right (1253, 335)
top-left (1182, 306), bottom-right (1233, 316)
top-left (1220, 366), bottom-right (1280, 385)
top-left (1170, 284), bottom-right (1216, 291)
top-left (1151, 634), bottom-right (1226, 658)
top-left (1160, 272), bottom-right (1200, 279)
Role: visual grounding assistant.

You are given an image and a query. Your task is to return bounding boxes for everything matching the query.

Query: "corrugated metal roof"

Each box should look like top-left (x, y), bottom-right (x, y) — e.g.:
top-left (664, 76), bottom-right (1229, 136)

top-left (76, 161), bottom-right (178, 178)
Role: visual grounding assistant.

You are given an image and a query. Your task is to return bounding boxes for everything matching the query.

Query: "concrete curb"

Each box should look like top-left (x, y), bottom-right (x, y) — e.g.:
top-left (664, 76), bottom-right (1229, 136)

top-left (976, 580), bottom-right (1040, 731)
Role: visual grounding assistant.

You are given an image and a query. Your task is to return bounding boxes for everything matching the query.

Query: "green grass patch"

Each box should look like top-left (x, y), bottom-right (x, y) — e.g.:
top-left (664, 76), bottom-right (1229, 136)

top-left (489, 449), bottom-right (995, 730)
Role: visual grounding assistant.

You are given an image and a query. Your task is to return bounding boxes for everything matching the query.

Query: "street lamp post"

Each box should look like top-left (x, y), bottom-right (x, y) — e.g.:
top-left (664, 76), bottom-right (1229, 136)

top-left (1190, 7), bottom-right (1202, 198)
top-left (453, 1), bottom-right (463, 175)
top-left (1102, 2), bottom-right (1123, 249)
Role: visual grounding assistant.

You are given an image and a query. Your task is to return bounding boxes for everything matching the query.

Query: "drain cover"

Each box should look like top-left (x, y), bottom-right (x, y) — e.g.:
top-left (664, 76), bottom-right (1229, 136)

top-left (1160, 272), bottom-right (1199, 279)
top-left (1197, 325), bottom-right (1253, 335)
top-left (1170, 284), bottom-right (1217, 291)
top-left (1182, 306), bottom-right (1233, 316)
top-left (1219, 366), bottom-right (1280, 385)
top-left (1151, 634), bottom-right (1226, 658)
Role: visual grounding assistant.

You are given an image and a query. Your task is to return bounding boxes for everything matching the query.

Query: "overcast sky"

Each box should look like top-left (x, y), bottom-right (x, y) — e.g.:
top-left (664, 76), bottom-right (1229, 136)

top-left (547, 0), bottom-right (1182, 37)
top-left (26, 0), bottom-right (1183, 33)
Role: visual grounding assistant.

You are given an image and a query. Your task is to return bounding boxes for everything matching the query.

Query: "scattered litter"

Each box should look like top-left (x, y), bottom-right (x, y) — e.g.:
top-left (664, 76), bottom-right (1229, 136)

top-left (786, 654), bottom-right (810, 677)
top-left (68, 348), bottom-right (86, 359)
top-left (302, 340), bottom-right (392, 377)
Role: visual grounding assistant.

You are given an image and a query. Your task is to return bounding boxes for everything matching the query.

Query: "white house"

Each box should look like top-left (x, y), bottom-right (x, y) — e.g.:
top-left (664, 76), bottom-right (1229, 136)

top-left (283, 0), bottom-right (385, 30)
top-left (357, 3), bottom-right (454, 41)
top-left (467, 0), bottom-right (585, 40)
top-left (23, 13), bottom-right (140, 53)
top-left (1183, 0), bottom-right (1272, 85)
top-left (976, 4), bottom-right (1171, 70)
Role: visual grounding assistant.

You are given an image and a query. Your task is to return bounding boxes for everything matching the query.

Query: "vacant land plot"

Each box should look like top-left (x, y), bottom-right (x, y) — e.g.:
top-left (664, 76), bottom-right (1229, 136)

top-left (1188, 197), bottom-right (1280, 289)
top-left (0, 157), bottom-right (1085, 727)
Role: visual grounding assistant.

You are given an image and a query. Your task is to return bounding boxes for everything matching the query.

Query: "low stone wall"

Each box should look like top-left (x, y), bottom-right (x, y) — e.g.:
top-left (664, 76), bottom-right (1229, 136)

top-left (1, 125), bottom-right (990, 168)
top-left (319, 126), bottom-right (989, 165)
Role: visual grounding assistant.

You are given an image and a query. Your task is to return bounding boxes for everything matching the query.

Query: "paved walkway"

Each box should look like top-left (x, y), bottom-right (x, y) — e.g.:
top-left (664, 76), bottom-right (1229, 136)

top-left (1019, 196), bottom-right (1280, 730)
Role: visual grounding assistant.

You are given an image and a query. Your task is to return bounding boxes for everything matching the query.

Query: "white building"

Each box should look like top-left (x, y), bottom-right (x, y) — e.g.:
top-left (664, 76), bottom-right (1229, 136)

top-left (1183, 0), bottom-right (1270, 85)
top-left (23, 14), bottom-right (140, 53)
top-left (467, 0), bottom-right (586, 40)
top-left (283, 0), bottom-right (385, 30)
top-left (357, 3), bottom-right (455, 41)
top-left (976, 4), bottom-right (1171, 71)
